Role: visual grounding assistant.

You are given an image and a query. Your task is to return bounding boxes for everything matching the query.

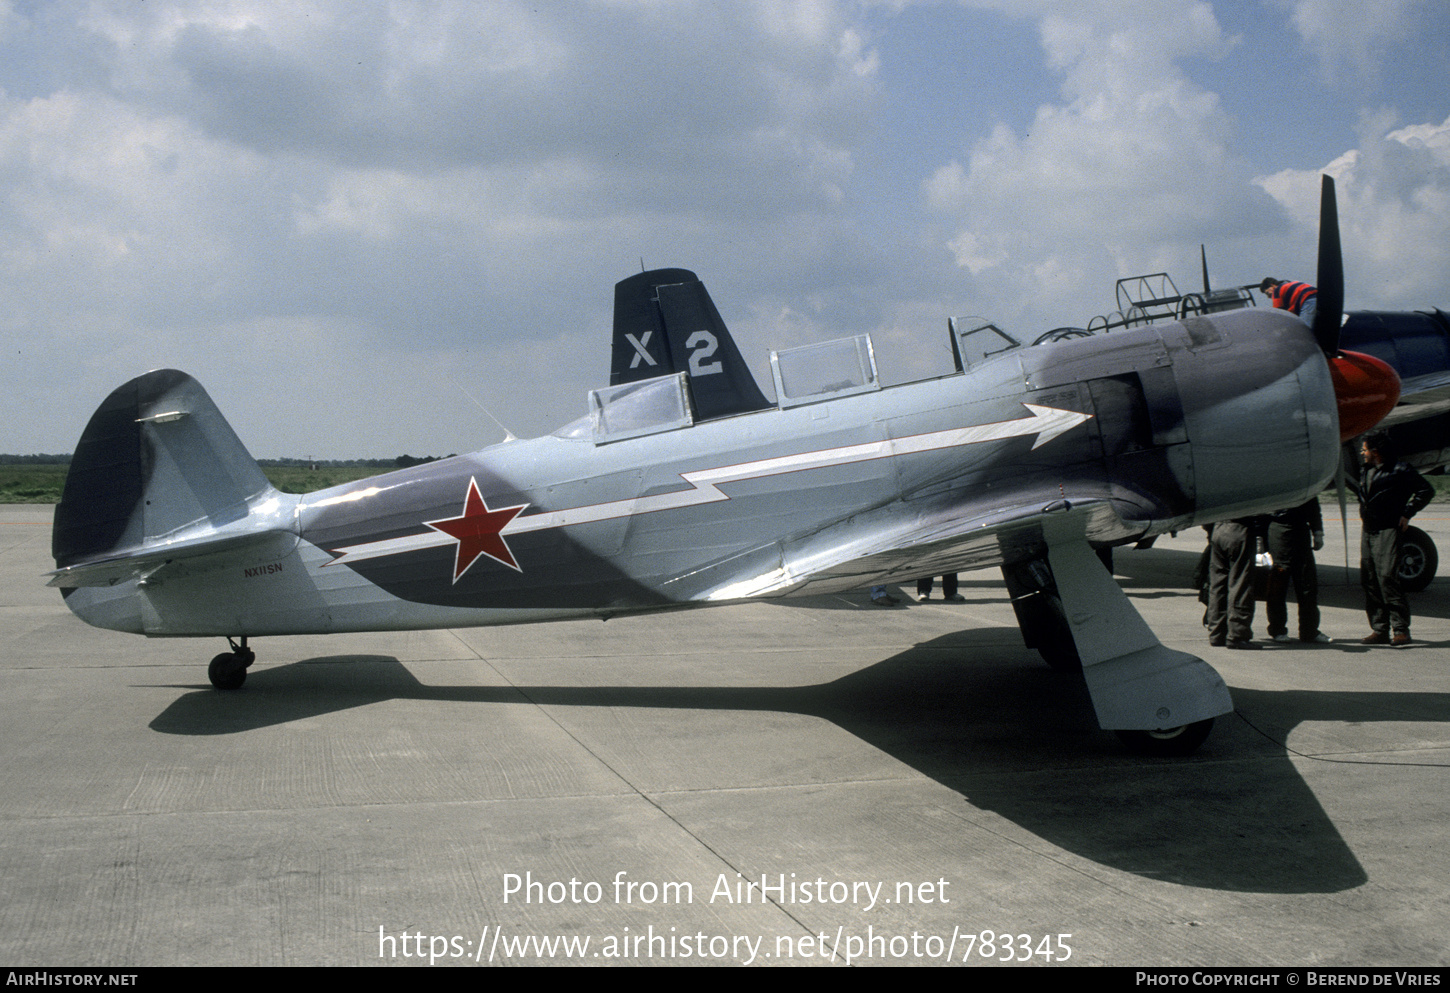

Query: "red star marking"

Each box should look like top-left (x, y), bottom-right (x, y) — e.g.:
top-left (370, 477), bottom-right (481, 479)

top-left (425, 478), bottom-right (528, 581)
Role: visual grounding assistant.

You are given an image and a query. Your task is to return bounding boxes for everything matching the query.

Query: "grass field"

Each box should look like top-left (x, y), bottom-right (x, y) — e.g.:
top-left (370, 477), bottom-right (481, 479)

top-left (0, 464), bottom-right (382, 503)
top-left (256, 465), bottom-right (386, 494)
top-left (0, 464), bottom-right (69, 503)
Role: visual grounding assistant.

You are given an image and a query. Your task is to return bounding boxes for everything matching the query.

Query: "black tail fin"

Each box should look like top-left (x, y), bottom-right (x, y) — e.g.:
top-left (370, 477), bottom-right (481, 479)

top-left (53, 369), bottom-right (275, 569)
top-left (610, 268), bottom-right (772, 420)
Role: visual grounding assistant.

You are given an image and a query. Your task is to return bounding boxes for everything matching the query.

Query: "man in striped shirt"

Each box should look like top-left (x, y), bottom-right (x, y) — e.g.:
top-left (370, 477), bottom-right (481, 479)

top-left (1260, 277), bottom-right (1318, 328)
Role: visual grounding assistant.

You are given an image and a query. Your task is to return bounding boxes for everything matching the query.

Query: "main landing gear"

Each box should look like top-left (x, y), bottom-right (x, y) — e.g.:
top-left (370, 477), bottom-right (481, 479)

top-left (1001, 558), bottom-right (1081, 671)
top-left (1004, 546), bottom-right (1228, 757)
top-left (208, 636), bottom-right (254, 690)
top-left (1397, 525), bottom-right (1438, 594)
top-left (1114, 720), bottom-right (1215, 758)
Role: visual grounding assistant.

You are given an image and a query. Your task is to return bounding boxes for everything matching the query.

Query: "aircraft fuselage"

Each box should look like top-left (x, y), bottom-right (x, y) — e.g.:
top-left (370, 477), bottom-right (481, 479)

top-left (60, 307), bottom-right (1337, 640)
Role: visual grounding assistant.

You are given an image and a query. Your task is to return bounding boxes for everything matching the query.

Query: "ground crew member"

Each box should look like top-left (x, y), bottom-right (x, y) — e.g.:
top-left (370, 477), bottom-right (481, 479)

top-left (1260, 277), bottom-right (1318, 327)
top-left (1353, 430), bottom-right (1434, 646)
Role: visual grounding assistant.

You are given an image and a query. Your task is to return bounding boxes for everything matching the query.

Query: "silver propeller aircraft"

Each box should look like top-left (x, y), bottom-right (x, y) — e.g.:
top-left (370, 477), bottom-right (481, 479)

top-left (49, 177), bottom-right (1400, 756)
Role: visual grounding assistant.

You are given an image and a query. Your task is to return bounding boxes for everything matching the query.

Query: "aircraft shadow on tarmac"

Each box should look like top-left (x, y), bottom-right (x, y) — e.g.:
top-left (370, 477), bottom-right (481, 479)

top-left (146, 621), bottom-right (1450, 896)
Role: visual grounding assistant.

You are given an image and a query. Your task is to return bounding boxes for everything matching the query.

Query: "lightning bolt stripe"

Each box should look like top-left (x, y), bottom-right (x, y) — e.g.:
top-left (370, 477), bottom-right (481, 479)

top-left (323, 404), bottom-right (1091, 570)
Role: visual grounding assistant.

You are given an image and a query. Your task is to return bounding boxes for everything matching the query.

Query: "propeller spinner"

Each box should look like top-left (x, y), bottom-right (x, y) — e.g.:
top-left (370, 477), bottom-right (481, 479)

top-left (1330, 351), bottom-right (1400, 440)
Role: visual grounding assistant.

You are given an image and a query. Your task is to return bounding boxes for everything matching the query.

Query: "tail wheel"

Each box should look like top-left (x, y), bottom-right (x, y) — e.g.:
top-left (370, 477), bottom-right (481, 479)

top-left (1115, 719), bottom-right (1214, 757)
top-left (208, 653), bottom-right (248, 690)
top-left (208, 636), bottom-right (254, 690)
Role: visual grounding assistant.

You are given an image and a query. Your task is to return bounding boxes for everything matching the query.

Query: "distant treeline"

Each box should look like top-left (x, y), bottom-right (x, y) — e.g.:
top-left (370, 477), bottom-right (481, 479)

top-left (0, 454), bottom-right (70, 464)
top-left (0, 454), bottom-right (455, 467)
top-left (258, 455), bottom-right (456, 468)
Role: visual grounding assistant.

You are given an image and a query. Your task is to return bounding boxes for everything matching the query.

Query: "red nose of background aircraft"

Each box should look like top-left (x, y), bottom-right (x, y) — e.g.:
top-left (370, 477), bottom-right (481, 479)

top-left (1330, 349), bottom-right (1401, 441)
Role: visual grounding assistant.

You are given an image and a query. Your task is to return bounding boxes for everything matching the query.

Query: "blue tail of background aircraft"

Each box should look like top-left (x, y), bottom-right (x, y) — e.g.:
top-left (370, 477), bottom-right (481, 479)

top-left (610, 268), bottom-right (772, 421)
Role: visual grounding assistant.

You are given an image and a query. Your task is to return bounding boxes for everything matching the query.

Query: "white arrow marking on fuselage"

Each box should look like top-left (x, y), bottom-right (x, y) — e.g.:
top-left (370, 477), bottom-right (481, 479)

top-left (324, 404), bottom-right (1091, 569)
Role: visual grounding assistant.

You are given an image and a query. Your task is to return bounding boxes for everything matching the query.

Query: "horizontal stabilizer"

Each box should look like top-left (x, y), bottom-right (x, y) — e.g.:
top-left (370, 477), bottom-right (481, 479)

top-left (47, 528), bottom-right (297, 589)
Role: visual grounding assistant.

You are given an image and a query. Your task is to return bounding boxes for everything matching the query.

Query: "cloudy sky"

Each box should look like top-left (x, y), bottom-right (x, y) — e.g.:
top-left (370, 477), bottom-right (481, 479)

top-left (4, 0), bottom-right (1448, 458)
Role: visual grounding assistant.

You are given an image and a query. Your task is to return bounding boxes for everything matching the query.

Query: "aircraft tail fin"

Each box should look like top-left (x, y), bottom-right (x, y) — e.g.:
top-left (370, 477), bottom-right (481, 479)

top-left (610, 268), bottom-right (772, 420)
top-left (53, 369), bottom-right (279, 571)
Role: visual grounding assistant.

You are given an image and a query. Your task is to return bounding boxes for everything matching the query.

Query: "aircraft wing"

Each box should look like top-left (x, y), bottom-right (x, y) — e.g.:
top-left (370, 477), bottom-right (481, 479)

top-left (698, 493), bottom-right (1124, 601)
top-left (695, 493), bottom-right (1232, 734)
top-left (1377, 370), bottom-right (1450, 426)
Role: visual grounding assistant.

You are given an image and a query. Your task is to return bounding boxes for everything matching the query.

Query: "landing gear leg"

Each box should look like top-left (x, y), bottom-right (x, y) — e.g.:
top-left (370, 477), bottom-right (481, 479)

top-left (1002, 558), bottom-right (1081, 670)
top-left (208, 636), bottom-right (255, 690)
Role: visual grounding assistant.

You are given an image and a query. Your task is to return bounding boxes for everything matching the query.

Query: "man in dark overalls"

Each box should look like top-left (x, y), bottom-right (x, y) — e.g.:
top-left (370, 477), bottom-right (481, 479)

top-left (1265, 499), bottom-right (1330, 644)
top-left (1354, 431), bottom-right (1434, 646)
top-left (1207, 515), bottom-right (1271, 649)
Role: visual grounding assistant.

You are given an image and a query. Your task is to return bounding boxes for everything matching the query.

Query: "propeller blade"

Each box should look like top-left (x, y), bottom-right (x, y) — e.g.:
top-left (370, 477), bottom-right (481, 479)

top-left (1312, 174), bottom-right (1345, 355)
top-left (1313, 173), bottom-right (1400, 441)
